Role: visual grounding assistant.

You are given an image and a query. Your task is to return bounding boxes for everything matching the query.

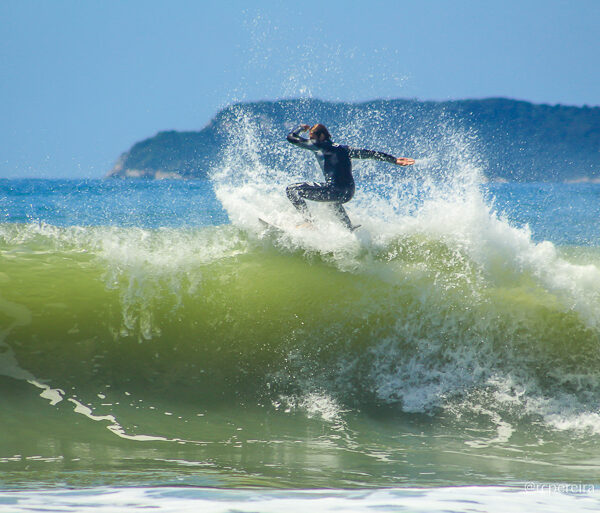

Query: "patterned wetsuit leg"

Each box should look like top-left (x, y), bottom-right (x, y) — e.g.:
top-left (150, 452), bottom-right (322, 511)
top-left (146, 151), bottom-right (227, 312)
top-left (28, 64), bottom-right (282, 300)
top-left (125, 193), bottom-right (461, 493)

top-left (330, 202), bottom-right (352, 230)
top-left (286, 182), bottom-right (354, 229)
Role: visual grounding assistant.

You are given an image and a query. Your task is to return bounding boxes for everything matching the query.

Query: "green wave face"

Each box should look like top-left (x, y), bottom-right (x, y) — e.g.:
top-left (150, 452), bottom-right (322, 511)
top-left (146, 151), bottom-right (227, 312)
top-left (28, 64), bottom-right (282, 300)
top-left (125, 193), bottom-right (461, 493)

top-left (2, 222), bottom-right (599, 415)
top-left (3, 220), bottom-right (600, 488)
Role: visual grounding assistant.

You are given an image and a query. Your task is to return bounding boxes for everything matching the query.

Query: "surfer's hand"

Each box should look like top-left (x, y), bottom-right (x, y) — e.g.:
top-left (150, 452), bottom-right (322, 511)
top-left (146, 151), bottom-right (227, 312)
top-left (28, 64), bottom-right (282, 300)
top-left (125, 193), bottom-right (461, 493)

top-left (300, 124), bottom-right (311, 131)
top-left (396, 157), bottom-right (415, 166)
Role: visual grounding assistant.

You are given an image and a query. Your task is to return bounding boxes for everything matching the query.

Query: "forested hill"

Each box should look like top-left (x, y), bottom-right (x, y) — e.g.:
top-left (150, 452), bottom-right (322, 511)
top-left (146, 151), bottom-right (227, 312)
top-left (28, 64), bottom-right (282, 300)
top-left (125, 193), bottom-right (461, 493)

top-left (107, 98), bottom-right (600, 182)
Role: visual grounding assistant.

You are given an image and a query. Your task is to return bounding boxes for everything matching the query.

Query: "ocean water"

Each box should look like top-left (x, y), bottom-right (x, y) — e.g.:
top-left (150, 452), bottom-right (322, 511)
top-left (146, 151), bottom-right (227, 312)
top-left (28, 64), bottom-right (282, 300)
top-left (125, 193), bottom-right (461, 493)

top-left (2, 168), bottom-right (600, 511)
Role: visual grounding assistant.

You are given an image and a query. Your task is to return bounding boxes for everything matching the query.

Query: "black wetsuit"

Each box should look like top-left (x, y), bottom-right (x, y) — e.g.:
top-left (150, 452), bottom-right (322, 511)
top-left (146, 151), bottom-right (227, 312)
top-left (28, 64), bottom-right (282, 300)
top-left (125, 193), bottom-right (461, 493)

top-left (286, 125), bottom-right (397, 228)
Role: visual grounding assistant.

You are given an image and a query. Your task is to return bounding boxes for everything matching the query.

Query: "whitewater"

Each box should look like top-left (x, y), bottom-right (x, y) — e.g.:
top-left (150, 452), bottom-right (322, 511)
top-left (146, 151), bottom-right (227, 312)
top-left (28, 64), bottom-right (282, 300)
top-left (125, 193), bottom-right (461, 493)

top-left (2, 109), bottom-right (600, 511)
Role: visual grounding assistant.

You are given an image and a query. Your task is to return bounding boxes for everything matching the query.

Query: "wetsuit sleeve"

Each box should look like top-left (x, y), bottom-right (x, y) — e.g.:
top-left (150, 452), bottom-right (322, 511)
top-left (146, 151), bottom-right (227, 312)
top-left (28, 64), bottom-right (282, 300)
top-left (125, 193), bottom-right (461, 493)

top-left (347, 147), bottom-right (397, 164)
top-left (286, 125), bottom-right (315, 151)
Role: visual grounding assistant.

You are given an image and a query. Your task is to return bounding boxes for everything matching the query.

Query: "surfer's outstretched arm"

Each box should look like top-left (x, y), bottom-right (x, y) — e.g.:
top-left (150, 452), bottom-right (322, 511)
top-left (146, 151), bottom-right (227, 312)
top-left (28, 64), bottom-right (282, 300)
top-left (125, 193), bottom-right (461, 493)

top-left (286, 124), bottom-right (315, 150)
top-left (348, 147), bottom-right (415, 166)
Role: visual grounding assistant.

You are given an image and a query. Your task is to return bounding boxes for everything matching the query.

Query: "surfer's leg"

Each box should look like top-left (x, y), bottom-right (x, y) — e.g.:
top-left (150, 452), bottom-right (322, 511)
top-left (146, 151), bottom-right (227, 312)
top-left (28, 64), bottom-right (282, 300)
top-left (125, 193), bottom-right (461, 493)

top-left (288, 182), bottom-right (357, 228)
top-left (286, 182), bottom-right (313, 220)
top-left (286, 182), bottom-right (333, 221)
top-left (330, 202), bottom-right (353, 230)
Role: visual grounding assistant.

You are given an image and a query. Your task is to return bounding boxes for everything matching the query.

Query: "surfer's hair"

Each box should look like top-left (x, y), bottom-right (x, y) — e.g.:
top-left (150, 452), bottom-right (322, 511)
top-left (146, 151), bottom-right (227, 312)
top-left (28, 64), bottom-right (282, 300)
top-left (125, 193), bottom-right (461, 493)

top-left (310, 124), bottom-right (331, 140)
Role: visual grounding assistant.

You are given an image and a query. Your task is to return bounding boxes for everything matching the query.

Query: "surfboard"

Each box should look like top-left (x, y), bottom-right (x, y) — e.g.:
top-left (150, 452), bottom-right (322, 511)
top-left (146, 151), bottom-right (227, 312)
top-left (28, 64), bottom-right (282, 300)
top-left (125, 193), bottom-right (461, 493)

top-left (258, 217), bottom-right (285, 233)
top-left (258, 217), bottom-right (361, 233)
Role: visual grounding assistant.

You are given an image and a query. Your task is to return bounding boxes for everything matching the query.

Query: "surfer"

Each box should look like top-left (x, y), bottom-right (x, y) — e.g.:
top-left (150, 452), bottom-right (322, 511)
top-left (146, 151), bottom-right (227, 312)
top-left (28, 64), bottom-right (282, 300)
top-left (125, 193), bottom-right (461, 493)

top-left (286, 123), bottom-right (414, 230)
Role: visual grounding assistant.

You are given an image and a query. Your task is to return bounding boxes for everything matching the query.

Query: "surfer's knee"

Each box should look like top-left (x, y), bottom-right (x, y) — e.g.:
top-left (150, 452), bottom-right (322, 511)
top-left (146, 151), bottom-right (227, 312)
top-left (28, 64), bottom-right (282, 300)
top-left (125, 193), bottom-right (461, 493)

top-left (286, 183), bottom-right (302, 202)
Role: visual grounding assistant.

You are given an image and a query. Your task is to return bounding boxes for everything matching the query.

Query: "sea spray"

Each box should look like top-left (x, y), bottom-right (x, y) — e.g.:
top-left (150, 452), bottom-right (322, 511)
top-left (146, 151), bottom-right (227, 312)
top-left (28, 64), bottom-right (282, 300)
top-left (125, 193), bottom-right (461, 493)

top-left (203, 103), bottom-right (600, 435)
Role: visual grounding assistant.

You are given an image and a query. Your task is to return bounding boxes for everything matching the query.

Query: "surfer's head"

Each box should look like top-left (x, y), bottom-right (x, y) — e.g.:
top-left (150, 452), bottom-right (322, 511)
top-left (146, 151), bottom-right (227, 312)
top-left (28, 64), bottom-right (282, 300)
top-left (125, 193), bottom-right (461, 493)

top-left (309, 124), bottom-right (331, 142)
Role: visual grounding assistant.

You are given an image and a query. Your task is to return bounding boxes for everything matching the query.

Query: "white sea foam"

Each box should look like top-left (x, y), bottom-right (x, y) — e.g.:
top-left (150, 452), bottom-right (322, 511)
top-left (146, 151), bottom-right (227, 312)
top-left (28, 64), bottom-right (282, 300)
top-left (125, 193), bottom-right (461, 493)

top-left (0, 485), bottom-right (598, 513)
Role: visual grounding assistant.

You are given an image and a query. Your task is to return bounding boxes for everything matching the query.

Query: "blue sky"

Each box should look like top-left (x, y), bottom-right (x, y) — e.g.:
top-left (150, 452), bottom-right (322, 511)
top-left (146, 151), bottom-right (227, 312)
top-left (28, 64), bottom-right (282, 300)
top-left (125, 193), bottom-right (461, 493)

top-left (1, 0), bottom-right (599, 178)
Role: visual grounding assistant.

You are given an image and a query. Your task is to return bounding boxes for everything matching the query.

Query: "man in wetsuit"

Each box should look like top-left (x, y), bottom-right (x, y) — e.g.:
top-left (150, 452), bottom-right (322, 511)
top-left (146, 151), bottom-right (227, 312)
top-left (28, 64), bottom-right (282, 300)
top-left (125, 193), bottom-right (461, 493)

top-left (286, 123), bottom-right (414, 230)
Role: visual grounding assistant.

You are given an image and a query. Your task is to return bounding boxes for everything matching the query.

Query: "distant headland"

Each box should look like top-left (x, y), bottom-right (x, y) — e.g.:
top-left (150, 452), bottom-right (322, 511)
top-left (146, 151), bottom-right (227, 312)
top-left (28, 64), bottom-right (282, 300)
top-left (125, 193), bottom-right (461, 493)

top-left (107, 98), bottom-right (600, 182)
